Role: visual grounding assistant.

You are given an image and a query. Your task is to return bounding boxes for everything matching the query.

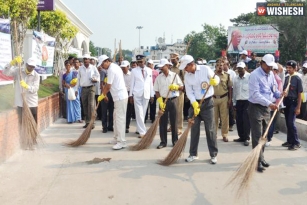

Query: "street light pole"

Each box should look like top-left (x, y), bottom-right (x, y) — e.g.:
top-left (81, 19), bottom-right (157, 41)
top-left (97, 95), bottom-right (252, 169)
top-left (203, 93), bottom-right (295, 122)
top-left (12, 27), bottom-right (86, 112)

top-left (136, 26), bottom-right (143, 54)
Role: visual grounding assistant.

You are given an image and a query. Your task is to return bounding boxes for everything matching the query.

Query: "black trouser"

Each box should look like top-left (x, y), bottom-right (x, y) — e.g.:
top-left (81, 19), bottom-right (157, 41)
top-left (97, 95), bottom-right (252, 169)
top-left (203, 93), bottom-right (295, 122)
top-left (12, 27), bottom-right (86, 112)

top-left (159, 97), bottom-right (178, 146)
top-left (229, 107), bottom-right (235, 127)
top-left (18, 106), bottom-right (38, 124)
top-left (81, 86), bottom-right (95, 124)
top-left (145, 95), bottom-right (157, 122)
top-left (95, 95), bottom-right (102, 120)
top-left (248, 103), bottom-right (269, 162)
top-left (101, 92), bottom-right (114, 130)
top-left (284, 98), bottom-right (300, 145)
top-left (126, 97), bottom-right (133, 129)
top-left (183, 95), bottom-right (190, 118)
top-left (235, 100), bottom-right (250, 140)
top-left (189, 97), bottom-right (218, 157)
top-left (298, 101), bottom-right (307, 120)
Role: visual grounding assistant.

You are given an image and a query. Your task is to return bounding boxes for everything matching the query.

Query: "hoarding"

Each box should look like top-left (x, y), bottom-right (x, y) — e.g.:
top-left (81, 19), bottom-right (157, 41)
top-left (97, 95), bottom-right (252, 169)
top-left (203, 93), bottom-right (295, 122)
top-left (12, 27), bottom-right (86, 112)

top-left (227, 25), bottom-right (279, 54)
top-left (37, 0), bottom-right (55, 11)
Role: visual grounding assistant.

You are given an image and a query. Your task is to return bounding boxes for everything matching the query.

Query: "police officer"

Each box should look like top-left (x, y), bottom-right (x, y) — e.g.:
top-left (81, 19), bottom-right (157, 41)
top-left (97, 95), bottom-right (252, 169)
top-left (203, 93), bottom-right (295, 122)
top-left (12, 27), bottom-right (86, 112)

top-left (282, 60), bottom-right (303, 150)
top-left (213, 58), bottom-right (232, 142)
top-left (180, 55), bottom-right (220, 164)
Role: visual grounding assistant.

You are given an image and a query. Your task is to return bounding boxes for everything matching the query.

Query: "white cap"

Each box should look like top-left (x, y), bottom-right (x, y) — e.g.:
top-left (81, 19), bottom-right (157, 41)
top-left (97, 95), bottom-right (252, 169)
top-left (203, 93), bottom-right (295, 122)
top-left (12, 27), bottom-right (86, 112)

top-left (157, 59), bottom-right (172, 68)
top-left (239, 50), bottom-right (248, 55)
top-left (83, 54), bottom-right (91, 59)
top-left (131, 57), bottom-right (137, 62)
top-left (90, 56), bottom-right (98, 61)
top-left (197, 61), bottom-right (203, 65)
top-left (147, 59), bottom-right (153, 64)
top-left (26, 57), bottom-right (36, 67)
top-left (120, 60), bottom-right (130, 68)
top-left (303, 63), bottom-right (307, 68)
top-left (262, 54), bottom-right (275, 67)
top-left (179, 55), bottom-right (194, 70)
top-left (203, 60), bottom-right (207, 64)
top-left (237, 62), bottom-right (246, 68)
top-left (272, 62), bottom-right (278, 70)
top-left (97, 55), bottom-right (110, 67)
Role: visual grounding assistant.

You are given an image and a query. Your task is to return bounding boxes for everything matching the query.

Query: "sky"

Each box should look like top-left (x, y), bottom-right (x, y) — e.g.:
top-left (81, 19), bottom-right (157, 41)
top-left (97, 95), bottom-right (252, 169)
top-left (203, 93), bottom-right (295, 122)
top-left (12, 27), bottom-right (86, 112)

top-left (61, 0), bottom-right (260, 51)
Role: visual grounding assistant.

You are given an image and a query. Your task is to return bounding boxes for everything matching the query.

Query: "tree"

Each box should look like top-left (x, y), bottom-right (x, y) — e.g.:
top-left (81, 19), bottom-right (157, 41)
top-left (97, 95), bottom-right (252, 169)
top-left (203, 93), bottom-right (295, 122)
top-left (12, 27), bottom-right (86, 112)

top-left (29, 10), bottom-right (78, 74)
top-left (115, 49), bottom-right (133, 62)
top-left (0, 0), bottom-right (38, 56)
top-left (184, 24), bottom-right (227, 60)
top-left (89, 41), bottom-right (97, 56)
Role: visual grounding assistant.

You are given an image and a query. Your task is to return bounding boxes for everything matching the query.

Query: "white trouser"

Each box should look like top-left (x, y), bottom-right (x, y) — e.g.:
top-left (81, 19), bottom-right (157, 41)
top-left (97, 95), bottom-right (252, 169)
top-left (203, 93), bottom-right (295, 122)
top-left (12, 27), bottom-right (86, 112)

top-left (113, 98), bottom-right (128, 142)
top-left (134, 96), bottom-right (149, 135)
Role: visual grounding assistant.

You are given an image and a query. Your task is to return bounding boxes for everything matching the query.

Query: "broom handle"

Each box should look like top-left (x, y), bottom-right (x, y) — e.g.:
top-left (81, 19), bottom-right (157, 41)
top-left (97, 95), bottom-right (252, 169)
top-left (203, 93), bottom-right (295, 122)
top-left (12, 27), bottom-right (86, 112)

top-left (13, 21), bottom-right (24, 93)
top-left (163, 73), bottom-right (178, 103)
top-left (261, 75), bottom-right (292, 139)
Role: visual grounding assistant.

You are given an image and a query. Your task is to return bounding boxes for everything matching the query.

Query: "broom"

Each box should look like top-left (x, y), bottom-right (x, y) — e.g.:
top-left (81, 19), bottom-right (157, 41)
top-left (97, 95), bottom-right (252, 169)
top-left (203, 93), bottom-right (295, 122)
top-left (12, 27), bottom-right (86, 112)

top-left (158, 74), bottom-right (216, 166)
top-left (66, 100), bottom-right (100, 147)
top-left (13, 21), bottom-right (40, 150)
top-left (130, 74), bottom-right (178, 151)
top-left (226, 75), bottom-right (292, 198)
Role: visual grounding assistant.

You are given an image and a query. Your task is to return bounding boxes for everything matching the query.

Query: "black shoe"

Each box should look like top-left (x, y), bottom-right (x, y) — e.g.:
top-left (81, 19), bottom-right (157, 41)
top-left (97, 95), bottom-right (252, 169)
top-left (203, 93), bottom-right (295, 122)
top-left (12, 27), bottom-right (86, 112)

top-left (233, 138), bottom-right (245, 142)
top-left (257, 162), bottom-right (266, 172)
top-left (83, 123), bottom-right (89, 128)
top-left (157, 144), bottom-right (166, 149)
top-left (92, 125), bottom-right (95, 129)
top-left (125, 129), bottom-right (129, 133)
top-left (288, 145), bottom-right (298, 150)
top-left (172, 140), bottom-right (178, 147)
top-left (151, 119), bottom-right (155, 123)
top-left (184, 116), bottom-right (188, 121)
top-left (108, 127), bottom-right (114, 131)
top-left (282, 142), bottom-right (292, 147)
top-left (229, 126), bottom-right (233, 131)
top-left (102, 129), bottom-right (107, 133)
top-left (243, 140), bottom-right (250, 146)
top-left (135, 131), bottom-right (139, 134)
top-left (261, 160), bottom-right (270, 168)
top-left (273, 130), bottom-right (279, 134)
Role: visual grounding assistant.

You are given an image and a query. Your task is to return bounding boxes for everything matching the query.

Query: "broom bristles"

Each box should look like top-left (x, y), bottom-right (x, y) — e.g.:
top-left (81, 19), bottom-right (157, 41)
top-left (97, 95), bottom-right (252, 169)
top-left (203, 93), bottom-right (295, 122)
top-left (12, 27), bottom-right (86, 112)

top-left (226, 138), bottom-right (266, 198)
top-left (65, 113), bottom-right (95, 147)
top-left (20, 94), bottom-right (41, 149)
top-left (130, 111), bottom-right (164, 151)
top-left (158, 121), bottom-right (192, 166)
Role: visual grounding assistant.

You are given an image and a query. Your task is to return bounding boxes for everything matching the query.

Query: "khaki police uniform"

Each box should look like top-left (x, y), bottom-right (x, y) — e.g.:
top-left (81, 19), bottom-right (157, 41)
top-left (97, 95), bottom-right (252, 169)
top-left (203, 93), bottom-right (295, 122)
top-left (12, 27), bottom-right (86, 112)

top-left (213, 71), bottom-right (232, 139)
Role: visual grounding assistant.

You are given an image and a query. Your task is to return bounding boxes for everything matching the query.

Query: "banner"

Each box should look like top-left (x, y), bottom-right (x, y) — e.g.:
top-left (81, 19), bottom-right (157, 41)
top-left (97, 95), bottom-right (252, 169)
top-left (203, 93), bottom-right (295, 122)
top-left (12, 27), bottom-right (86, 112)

top-left (37, 0), bottom-right (55, 11)
top-left (227, 25), bottom-right (279, 54)
top-left (0, 18), bottom-right (13, 85)
top-left (32, 30), bottom-right (55, 75)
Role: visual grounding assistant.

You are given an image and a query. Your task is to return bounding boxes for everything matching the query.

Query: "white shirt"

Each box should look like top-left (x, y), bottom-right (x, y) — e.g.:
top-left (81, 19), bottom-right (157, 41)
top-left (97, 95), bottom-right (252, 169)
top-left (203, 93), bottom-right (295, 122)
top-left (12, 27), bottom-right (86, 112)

top-left (233, 72), bottom-right (250, 105)
top-left (123, 71), bottom-right (131, 92)
top-left (107, 63), bottom-right (128, 101)
top-left (154, 71), bottom-right (183, 98)
top-left (185, 65), bottom-right (220, 103)
top-left (301, 73), bottom-right (307, 92)
top-left (226, 69), bottom-right (237, 82)
top-left (76, 64), bottom-right (100, 89)
top-left (3, 65), bottom-right (40, 107)
top-left (129, 66), bottom-right (154, 99)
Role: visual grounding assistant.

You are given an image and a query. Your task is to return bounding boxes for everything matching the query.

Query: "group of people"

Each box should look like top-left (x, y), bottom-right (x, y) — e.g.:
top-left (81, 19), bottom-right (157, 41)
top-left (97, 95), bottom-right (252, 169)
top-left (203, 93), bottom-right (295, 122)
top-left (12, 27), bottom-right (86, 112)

top-left (58, 50), bottom-right (305, 172)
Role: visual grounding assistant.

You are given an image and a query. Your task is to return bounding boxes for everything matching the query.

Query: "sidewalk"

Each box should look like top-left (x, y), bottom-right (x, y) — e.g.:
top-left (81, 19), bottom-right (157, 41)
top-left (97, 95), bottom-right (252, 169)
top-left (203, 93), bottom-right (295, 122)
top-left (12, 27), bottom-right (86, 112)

top-left (0, 118), bottom-right (306, 205)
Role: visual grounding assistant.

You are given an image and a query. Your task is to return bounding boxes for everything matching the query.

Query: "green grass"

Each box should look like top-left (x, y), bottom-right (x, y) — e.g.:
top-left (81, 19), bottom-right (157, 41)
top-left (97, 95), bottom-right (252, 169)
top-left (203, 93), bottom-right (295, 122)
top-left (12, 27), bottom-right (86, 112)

top-left (0, 76), bottom-right (60, 112)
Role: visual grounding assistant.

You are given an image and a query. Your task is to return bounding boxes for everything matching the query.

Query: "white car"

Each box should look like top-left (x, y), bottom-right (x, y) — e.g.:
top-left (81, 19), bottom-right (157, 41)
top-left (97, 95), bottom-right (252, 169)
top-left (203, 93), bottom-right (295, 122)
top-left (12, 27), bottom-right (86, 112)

top-left (207, 60), bottom-right (216, 71)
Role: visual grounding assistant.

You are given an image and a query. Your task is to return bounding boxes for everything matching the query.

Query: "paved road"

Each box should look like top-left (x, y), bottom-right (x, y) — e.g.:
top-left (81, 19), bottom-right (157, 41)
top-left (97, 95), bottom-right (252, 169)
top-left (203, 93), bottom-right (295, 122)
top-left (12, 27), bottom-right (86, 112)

top-left (0, 118), bottom-right (307, 205)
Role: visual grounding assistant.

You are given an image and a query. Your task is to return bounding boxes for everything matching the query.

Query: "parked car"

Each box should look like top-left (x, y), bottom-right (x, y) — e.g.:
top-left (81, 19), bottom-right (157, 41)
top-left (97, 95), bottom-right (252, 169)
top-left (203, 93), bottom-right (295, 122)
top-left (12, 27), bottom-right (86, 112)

top-left (207, 60), bottom-right (216, 71)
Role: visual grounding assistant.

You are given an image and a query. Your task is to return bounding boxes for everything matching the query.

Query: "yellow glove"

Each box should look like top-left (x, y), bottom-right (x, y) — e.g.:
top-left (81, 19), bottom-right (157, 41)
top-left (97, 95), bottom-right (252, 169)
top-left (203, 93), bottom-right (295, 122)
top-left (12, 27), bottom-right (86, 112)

top-left (192, 101), bottom-right (200, 116)
top-left (10, 59), bottom-right (16, 66)
top-left (103, 77), bottom-right (108, 83)
top-left (157, 97), bottom-right (166, 111)
top-left (15, 56), bottom-right (22, 64)
top-left (98, 94), bottom-right (105, 102)
top-left (20, 80), bottom-right (29, 89)
top-left (169, 84), bottom-right (179, 91)
top-left (70, 78), bottom-right (78, 85)
top-left (209, 78), bottom-right (218, 86)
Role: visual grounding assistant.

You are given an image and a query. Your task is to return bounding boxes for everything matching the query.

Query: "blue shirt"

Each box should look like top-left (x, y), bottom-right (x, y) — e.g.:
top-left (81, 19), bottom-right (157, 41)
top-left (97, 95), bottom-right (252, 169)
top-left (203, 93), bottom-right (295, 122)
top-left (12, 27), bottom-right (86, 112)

top-left (248, 67), bottom-right (280, 106)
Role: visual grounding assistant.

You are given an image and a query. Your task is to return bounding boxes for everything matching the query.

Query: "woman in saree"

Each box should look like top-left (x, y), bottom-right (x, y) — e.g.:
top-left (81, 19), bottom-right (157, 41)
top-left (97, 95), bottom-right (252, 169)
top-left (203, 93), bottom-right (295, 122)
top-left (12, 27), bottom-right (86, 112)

top-left (62, 60), bottom-right (82, 123)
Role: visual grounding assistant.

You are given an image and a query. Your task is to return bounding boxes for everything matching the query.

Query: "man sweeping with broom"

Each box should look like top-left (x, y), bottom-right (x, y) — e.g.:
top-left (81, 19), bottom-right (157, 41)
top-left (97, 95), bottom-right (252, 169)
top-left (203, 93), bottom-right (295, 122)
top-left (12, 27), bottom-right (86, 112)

top-left (97, 55), bottom-right (128, 150)
top-left (4, 57), bottom-right (40, 149)
top-left (180, 55), bottom-right (220, 164)
top-left (154, 59), bottom-right (183, 149)
top-left (248, 54), bottom-right (281, 172)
